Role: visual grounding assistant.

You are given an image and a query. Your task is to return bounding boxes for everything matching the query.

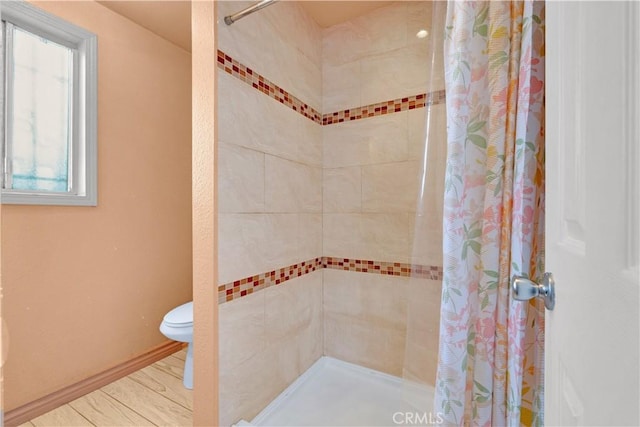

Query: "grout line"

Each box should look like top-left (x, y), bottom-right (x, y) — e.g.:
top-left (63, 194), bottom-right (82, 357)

top-left (218, 140), bottom-right (323, 169)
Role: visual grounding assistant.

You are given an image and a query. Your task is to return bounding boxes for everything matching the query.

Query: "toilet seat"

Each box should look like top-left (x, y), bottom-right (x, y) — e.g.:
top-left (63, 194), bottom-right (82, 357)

top-left (159, 300), bottom-right (194, 389)
top-left (162, 301), bottom-right (193, 328)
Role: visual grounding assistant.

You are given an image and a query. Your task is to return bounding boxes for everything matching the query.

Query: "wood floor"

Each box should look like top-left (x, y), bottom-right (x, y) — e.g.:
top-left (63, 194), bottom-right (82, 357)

top-left (20, 349), bottom-right (193, 427)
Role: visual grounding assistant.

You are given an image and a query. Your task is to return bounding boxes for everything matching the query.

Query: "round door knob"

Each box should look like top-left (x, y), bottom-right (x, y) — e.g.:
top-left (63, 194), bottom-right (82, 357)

top-left (511, 272), bottom-right (555, 310)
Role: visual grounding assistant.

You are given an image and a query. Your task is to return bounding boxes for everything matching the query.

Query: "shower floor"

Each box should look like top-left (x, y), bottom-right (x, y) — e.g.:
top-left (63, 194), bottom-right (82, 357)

top-left (239, 357), bottom-right (436, 427)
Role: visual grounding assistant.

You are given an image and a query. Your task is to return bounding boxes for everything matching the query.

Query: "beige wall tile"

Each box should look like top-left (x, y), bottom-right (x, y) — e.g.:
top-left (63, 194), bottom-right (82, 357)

top-left (287, 3), bottom-right (323, 67)
top-left (217, 1), bottom-right (323, 111)
top-left (217, 2), bottom-right (293, 93)
top-left (323, 167), bottom-right (362, 213)
top-left (323, 113), bottom-right (409, 168)
top-left (217, 73), bottom-right (302, 162)
top-left (298, 118), bottom-right (323, 167)
top-left (407, 103), bottom-right (446, 266)
top-left (322, 213), bottom-right (362, 258)
top-left (218, 214), bottom-right (268, 284)
top-left (219, 348), bottom-right (279, 426)
top-left (323, 61), bottom-right (361, 113)
top-left (261, 99), bottom-right (308, 163)
top-left (322, 129), bottom-right (367, 169)
top-left (353, 2), bottom-right (408, 59)
top-left (322, 3), bottom-right (408, 67)
top-left (323, 269), bottom-right (408, 376)
top-left (426, 1), bottom-right (447, 92)
top-left (217, 72), bottom-right (323, 168)
top-left (409, 213), bottom-right (444, 267)
top-left (407, 2), bottom-right (433, 47)
top-left (294, 53), bottom-right (323, 112)
top-left (298, 214), bottom-right (323, 261)
top-left (360, 45), bottom-right (430, 106)
top-left (263, 336), bottom-right (304, 399)
top-left (219, 212), bottom-right (322, 284)
top-left (402, 335), bottom-right (440, 386)
top-left (297, 276), bottom-right (324, 373)
top-left (219, 272), bottom-right (323, 426)
top-left (265, 272), bottom-right (323, 382)
top-left (219, 291), bottom-right (266, 371)
top-left (216, 71), bottom-right (259, 149)
top-left (361, 161), bottom-right (420, 213)
top-left (265, 156), bottom-right (322, 213)
top-left (324, 317), bottom-right (408, 377)
top-left (323, 270), bottom-right (408, 330)
top-left (217, 1), bottom-right (322, 110)
top-left (218, 291), bottom-right (270, 425)
top-left (363, 114), bottom-right (410, 165)
top-left (408, 104), bottom-right (447, 161)
top-left (218, 143), bottom-right (265, 213)
top-left (265, 271), bottom-right (322, 343)
top-left (263, 214), bottom-right (301, 270)
top-left (403, 278), bottom-right (442, 385)
top-left (322, 20), bottom-right (367, 68)
top-left (360, 213), bottom-right (411, 262)
top-left (407, 279), bottom-right (441, 342)
top-left (323, 213), bottom-right (410, 262)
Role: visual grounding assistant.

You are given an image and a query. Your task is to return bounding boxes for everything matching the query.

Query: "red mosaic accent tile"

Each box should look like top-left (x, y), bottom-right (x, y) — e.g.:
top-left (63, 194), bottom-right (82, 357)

top-left (218, 256), bottom-right (443, 304)
top-left (322, 256), bottom-right (444, 281)
top-left (217, 49), bottom-right (443, 127)
top-left (218, 257), bottom-right (323, 304)
top-left (217, 50), bottom-right (322, 125)
top-left (322, 90), bottom-right (446, 125)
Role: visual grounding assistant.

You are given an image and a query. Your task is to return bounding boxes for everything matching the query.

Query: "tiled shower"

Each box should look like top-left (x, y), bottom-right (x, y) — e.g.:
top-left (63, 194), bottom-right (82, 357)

top-left (216, 1), bottom-right (447, 424)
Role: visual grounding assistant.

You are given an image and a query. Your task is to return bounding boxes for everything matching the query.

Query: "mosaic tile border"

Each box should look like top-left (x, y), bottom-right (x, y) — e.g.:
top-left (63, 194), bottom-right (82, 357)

top-left (323, 257), bottom-right (444, 281)
top-left (218, 257), bottom-right (323, 303)
top-left (218, 256), bottom-right (444, 304)
top-left (217, 49), bottom-right (445, 126)
top-left (217, 50), bottom-right (323, 124)
top-left (322, 91), bottom-right (446, 125)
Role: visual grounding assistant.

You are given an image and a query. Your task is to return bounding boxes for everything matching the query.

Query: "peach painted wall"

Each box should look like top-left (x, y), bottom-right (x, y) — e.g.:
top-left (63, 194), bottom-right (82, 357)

top-left (2, 0), bottom-right (192, 411)
top-left (191, 1), bottom-right (218, 425)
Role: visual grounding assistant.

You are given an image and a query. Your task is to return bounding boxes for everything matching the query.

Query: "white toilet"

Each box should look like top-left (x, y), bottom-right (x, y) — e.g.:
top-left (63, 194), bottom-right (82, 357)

top-left (159, 301), bottom-right (193, 389)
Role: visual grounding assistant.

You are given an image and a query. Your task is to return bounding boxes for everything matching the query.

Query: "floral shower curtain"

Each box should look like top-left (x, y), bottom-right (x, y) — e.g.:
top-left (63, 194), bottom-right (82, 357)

top-left (434, 1), bottom-right (545, 426)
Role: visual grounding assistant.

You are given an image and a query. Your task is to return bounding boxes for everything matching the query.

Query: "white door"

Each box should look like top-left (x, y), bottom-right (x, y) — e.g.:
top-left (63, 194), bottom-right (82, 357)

top-left (546, 1), bottom-right (640, 425)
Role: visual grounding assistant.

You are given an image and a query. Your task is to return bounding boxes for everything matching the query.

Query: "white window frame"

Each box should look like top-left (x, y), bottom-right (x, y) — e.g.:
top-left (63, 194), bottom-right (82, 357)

top-left (1, 1), bottom-right (97, 206)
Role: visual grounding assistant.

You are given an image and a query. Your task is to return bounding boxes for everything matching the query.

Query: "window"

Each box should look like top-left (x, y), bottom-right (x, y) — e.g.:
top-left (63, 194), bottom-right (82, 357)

top-left (2, 1), bottom-right (97, 206)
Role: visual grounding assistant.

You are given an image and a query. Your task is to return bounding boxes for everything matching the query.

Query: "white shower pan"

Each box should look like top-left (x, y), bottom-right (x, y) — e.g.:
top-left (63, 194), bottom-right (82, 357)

top-left (236, 357), bottom-right (436, 427)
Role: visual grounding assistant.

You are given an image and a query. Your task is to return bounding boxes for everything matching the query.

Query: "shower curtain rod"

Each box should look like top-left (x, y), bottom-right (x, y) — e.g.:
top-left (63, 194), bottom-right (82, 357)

top-left (224, 0), bottom-right (278, 25)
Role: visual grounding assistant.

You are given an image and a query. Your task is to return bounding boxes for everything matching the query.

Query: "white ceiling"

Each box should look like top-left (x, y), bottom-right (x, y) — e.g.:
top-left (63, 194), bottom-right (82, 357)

top-left (98, 1), bottom-right (398, 53)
